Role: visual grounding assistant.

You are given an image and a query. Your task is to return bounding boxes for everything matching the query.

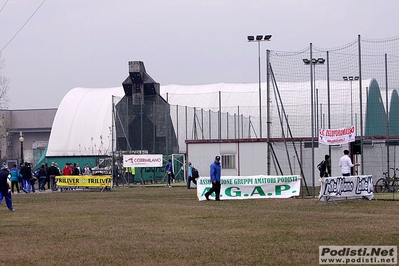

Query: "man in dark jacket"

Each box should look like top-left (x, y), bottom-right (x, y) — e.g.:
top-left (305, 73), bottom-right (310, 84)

top-left (48, 162), bottom-right (60, 191)
top-left (319, 154), bottom-right (331, 178)
top-left (0, 162), bottom-right (14, 211)
top-left (19, 162), bottom-right (32, 193)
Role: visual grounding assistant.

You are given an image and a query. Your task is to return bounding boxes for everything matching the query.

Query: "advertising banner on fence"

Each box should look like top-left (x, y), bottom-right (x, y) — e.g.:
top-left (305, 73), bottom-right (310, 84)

top-left (197, 175), bottom-right (301, 201)
top-left (319, 175), bottom-right (374, 200)
top-left (318, 126), bottom-right (355, 145)
top-left (123, 154), bottom-right (163, 168)
top-left (56, 175), bottom-right (112, 187)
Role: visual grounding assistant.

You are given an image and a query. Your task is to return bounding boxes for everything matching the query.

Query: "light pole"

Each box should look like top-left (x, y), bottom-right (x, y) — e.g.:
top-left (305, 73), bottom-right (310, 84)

top-left (303, 57), bottom-right (325, 136)
top-left (343, 76), bottom-right (359, 126)
top-left (247, 34), bottom-right (272, 138)
top-left (19, 131), bottom-right (24, 164)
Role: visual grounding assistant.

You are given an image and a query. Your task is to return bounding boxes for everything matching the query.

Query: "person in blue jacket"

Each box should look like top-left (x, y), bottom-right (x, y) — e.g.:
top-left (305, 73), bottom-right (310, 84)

top-left (9, 164), bottom-right (20, 194)
top-left (205, 156), bottom-right (222, 201)
top-left (165, 159), bottom-right (174, 187)
top-left (186, 162), bottom-right (193, 189)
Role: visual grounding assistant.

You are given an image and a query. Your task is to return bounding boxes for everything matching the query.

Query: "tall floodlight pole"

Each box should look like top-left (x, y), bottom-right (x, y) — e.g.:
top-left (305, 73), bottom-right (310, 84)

top-left (303, 57), bottom-right (325, 136)
top-left (247, 35), bottom-right (272, 138)
top-left (343, 76), bottom-right (359, 127)
top-left (327, 51), bottom-right (331, 159)
top-left (303, 54), bottom-right (325, 198)
top-left (266, 49), bottom-right (271, 175)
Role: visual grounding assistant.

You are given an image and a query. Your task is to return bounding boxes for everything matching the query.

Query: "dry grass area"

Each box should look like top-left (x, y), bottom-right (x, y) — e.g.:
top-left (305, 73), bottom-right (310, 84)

top-left (0, 186), bottom-right (398, 266)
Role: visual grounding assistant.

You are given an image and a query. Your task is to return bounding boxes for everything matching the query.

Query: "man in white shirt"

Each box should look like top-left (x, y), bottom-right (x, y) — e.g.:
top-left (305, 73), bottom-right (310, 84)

top-left (339, 149), bottom-right (360, 176)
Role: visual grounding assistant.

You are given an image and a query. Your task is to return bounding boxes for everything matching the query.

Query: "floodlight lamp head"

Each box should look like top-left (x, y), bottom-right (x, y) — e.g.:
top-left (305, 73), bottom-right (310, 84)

top-left (354, 76), bottom-right (359, 80)
top-left (264, 35), bottom-right (272, 40)
top-left (349, 76), bottom-right (354, 81)
top-left (302, 59), bottom-right (310, 64)
top-left (312, 58), bottom-right (317, 64)
top-left (247, 36), bottom-right (254, 41)
top-left (317, 58), bottom-right (325, 64)
top-left (343, 76), bottom-right (348, 81)
top-left (256, 35), bottom-right (263, 41)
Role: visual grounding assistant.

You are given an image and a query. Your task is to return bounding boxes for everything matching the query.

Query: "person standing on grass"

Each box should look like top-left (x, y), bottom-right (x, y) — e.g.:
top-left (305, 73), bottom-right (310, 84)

top-left (9, 164), bottom-right (20, 194)
top-left (38, 164), bottom-right (47, 191)
top-left (165, 159), bottom-right (174, 187)
top-left (19, 162), bottom-right (31, 193)
top-left (339, 149), bottom-right (360, 176)
top-left (18, 163), bottom-right (24, 191)
top-left (48, 162), bottom-right (60, 191)
top-left (205, 156), bottom-right (222, 201)
top-left (186, 162), bottom-right (193, 189)
top-left (0, 163), bottom-right (14, 211)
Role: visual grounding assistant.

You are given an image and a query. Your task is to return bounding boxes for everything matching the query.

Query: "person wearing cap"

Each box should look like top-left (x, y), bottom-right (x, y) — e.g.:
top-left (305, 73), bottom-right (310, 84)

top-left (205, 156), bottom-right (222, 201)
top-left (0, 162), bottom-right (14, 211)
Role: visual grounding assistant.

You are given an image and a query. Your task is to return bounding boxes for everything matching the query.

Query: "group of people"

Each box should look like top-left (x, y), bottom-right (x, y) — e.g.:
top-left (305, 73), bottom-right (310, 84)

top-left (319, 149), bottom-right (361, 178)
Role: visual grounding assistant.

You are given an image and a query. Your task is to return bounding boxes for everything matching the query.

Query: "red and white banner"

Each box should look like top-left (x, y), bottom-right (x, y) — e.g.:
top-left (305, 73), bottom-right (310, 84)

top-left (318, 126), bottom-right (355, 145)
top-left (123, 154), bottom-right (163, 167)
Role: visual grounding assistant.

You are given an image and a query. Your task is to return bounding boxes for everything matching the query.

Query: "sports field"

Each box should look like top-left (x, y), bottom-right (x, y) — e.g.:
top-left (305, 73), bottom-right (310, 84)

top-left (1, 185), bottom-right (398, 266)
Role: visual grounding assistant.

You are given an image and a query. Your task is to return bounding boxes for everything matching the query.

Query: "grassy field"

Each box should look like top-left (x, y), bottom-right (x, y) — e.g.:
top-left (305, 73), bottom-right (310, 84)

top-left (0, 184), bottom-right (398, 266)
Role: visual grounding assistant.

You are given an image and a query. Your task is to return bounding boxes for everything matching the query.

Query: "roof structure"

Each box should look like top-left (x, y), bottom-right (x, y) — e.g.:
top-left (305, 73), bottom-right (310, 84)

top-left (46, 87), bottom-right (125, 157)
top-left (47, 78), bottom-right (397, 157)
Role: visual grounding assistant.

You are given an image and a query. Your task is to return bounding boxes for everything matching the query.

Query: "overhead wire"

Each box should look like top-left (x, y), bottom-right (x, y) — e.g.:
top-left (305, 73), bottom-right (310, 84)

top-left (0, 0), bottom-right (46, 53)
top-left (0, 0), bottom-right (10, 13)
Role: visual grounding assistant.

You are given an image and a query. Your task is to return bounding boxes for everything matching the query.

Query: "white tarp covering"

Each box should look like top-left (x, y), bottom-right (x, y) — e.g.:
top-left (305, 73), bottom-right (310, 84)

top-left (46, 87), bottom-right (125, 156)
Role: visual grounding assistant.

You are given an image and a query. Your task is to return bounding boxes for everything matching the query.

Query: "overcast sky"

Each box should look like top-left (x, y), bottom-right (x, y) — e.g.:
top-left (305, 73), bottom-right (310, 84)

top-left (1, 0), bottom-right (398, 109)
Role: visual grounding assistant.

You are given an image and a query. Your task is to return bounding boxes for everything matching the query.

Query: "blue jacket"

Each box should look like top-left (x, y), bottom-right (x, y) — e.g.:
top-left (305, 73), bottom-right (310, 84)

top-left (188, 165), bottom-right (193, 177)
top-left (9, 168), bottom-right (20, 182)
top-left (165, 162), bottom-right (173, 173)
top-left (210, 161), bottom-right (221, 182)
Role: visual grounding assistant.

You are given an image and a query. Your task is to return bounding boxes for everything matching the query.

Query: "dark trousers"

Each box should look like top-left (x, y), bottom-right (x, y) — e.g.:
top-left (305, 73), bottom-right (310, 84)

top-left (0, 190), bottom-right (13, 210)
top-left (206, 181), bottom-right (221, 200)
top-left (342, 173), bottom-right (350, 176)
top-left (11, 181), bottom-right (20, 193)
top-left (167, 173), bottom-right (174, 185)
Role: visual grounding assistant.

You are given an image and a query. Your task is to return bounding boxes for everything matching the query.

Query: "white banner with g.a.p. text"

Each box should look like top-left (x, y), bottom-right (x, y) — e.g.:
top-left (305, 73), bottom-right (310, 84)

top-left (197, 175), bottom-right (301, 201)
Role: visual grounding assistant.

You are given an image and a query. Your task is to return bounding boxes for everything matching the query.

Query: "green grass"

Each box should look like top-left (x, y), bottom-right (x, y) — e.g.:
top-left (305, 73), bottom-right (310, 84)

top-left (0, 185), bottom-right (398, 266)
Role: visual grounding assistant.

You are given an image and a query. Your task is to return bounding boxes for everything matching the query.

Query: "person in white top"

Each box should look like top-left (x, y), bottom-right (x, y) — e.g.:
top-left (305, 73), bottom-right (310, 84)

top-left (339, 149), bottom-right (360, 176)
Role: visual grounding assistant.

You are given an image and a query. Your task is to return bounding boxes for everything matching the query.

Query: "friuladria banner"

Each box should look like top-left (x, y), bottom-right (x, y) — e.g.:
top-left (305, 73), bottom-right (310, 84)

top-left (123, 154), bottom-right (163, 167)
top-left (318, 126), bottom-right (355, 145)
top-left (56, 175), bottom-right (112, 187)
top-left (197, 175), bottom-right (301, 201)
top-left (319, 175), bottom-right (374, 200)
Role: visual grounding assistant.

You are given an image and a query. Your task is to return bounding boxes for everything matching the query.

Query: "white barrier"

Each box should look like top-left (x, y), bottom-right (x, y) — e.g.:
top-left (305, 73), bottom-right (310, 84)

top-left (318, 175), bottom-right (374, 203)
top-left (197, 175), bottom-right (301, 201)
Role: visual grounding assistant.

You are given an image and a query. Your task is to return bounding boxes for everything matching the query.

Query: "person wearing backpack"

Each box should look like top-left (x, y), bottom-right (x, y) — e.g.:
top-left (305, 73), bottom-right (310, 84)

top-left (319, 154), bottom-right (331, 178)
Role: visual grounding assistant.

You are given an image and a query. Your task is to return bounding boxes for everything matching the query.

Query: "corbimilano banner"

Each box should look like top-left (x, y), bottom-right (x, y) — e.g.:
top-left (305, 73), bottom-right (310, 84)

top-left (123, 154), bottom-right (163, 167)
top-left (197, 175), bottom-right (301, 201)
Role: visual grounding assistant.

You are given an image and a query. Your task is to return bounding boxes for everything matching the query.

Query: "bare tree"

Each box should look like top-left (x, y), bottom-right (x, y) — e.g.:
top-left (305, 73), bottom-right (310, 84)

top-left (0, 53), bottom-right (9, 109)
top-left (0, 53), bottom-right (10, 160)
